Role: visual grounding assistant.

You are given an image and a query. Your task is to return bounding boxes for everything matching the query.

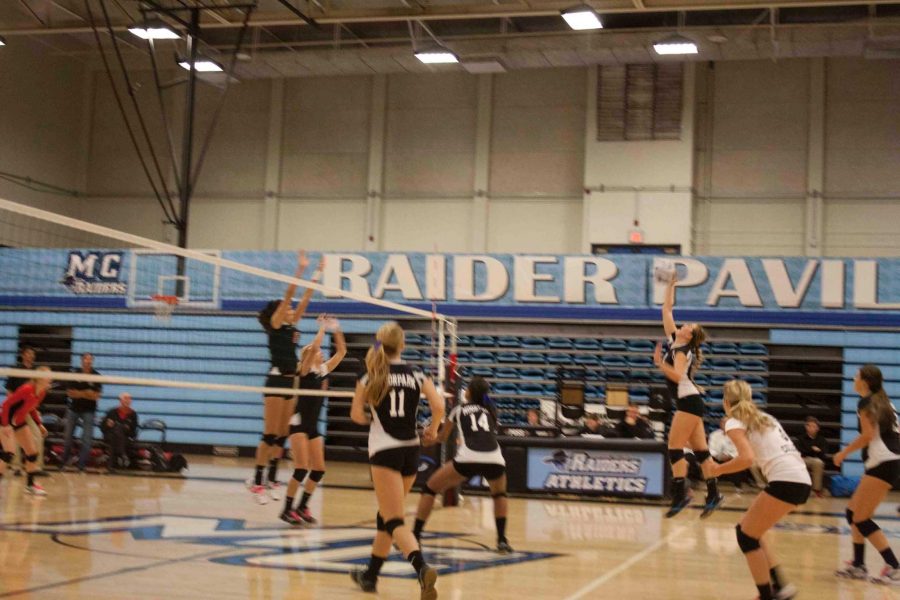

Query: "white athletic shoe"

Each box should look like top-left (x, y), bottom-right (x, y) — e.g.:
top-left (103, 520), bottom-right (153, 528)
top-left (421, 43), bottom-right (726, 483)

top-left (249, 484), bottom-right (269, 505)
top-left (871, 566), bottom-right (900, 585)
top-left (267, 481), bottom-right (282, 501)
top-left (834, 562), bottom-right (868, 580)
top-left (774, 583), bottom-right (797, 600)
top-left (25, 483), bottom-right (47, 497)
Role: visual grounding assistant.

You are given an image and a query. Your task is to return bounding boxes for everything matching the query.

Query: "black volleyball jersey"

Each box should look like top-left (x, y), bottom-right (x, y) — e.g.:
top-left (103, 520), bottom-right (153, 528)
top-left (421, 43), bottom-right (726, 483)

top-left (662, 332), bottom-right (700, 399)
top-left (359, 362), bottom-right (425, 456)
top-left (858, 395), bottom-right (900, 467)
top-left (449, 403), bottom-right (505, 465)
top-left (267, 325), bottom-right (299, 376)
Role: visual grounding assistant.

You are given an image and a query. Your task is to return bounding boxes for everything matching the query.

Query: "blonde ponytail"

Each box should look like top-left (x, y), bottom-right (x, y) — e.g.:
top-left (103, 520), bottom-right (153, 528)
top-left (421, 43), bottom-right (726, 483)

top-left (724, 379), bottom-right (771, 433)
top-left (364, 322), bottom-right (405, 407)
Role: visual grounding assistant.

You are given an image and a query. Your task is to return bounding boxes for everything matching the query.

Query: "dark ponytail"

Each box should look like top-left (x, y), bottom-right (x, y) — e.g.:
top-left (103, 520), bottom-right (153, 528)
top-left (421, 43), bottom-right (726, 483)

top-left (468, 376), bottom-right (498, 425)
top-left (258, 299), bottom-right (280, 332)
top-left (860, 364), bottom-right (893, 430)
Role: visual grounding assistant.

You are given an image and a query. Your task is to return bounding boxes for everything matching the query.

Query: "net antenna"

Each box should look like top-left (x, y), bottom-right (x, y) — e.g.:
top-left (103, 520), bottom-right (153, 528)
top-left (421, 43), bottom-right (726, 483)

top-left (0, 198), bottom-right (451, 325)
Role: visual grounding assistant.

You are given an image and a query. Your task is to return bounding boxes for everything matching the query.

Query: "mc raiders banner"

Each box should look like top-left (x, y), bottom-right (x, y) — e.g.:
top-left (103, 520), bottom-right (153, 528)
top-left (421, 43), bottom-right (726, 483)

top-left (526, 447), bottom-right (666, 497)
top-left (0, 250), bottom-right (899, 317)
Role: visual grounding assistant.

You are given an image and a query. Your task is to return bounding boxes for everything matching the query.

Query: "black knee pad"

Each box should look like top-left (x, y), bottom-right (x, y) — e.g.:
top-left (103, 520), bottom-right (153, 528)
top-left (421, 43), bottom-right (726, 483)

top-left (694, 450), bottom-right (711, 463)
top-left (668, 449), bottom-right (685, 465)
top-left (845, 508), bottom-right (854, 526)
top-left (309, 470), bottom-right (325, 483)
top-left (292, 468), bottom-right (308, 483)
top-left (24, 453), bottom-right (38, 463)
top-left (855, 518), bottom-right (881, 537)
top-left (385, 518), bottom-right (404, 536)
top-left (422, 483), bottom-right (438, 497)
top-left (0, 450), bottom-right (12, 464)
top-left (492, 492), bottom-right (508, 499)
top-left (376, 512), bottom-right (386, 532)
top-left (275, 436), bottom-right (287, 449)
top-left (735, 525), bottom-right (760, 554)
top-left (262, 433), bottom-right (277, 446)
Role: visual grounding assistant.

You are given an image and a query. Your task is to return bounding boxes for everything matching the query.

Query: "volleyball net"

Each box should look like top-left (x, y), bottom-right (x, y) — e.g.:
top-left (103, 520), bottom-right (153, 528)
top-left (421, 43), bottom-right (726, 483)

top-left (0, 197), bottom-right (457, 451)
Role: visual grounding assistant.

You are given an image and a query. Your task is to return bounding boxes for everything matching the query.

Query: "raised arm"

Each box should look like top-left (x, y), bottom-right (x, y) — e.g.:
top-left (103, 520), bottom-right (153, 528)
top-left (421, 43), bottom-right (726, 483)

top-left (292, 255), bottom-right (325, 326)
top-left (271, 251), bottom-right (309, 330)
top-left (324, 319), bottom-right (347, 373)
top-left (300, 317), bottom-right (328, 376)
top-left (834, 410), bottom-right (876, 467)
top-left (712, 428), bottom-right (756, 476)
top-left (662, 278), bottom-right (677, 337)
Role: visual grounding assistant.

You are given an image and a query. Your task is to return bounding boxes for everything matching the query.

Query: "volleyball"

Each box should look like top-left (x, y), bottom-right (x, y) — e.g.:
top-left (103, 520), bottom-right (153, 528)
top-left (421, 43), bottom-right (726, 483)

top-left (654, 259), bottom-right (677, 284)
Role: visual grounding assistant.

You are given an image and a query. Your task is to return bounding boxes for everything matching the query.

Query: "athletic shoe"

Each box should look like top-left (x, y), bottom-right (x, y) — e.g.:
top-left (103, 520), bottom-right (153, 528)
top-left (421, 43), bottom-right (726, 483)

top-left (497, 540), bottom-right (514, 554)
top-left (297, 507), bottom-right (317, 525)
top-left (279, 510), bottom-right (303, 526)
top-left (834, 562), bottom-right (868, 579)
top-left (665, 494), bottom-right (692, 518)
top-left (871, 566), bottom-right (900, 585)
top-left (249, 484), bottom-right (269, 505)
top-left (350, 568), bottom-right (377, 593)
top-left (700, 493), bottom-right (725, 519)
top-left (267, 481), bottom-right (283, 501)
top-left (774, 583), bottom-right (798, 599)
top-left (418, 565), bottom-right (438, 600)
top-left (25, 483), bottom-right (47, 497)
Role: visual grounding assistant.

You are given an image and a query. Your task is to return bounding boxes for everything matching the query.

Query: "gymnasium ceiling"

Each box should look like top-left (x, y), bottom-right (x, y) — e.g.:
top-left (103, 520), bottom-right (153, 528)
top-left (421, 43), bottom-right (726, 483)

top-left (1, 1), bottom-right (898, 76)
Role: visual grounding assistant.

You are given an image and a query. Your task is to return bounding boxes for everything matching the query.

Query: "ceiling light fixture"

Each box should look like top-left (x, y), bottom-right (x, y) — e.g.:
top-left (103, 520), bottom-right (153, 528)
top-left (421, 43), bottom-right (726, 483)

top-left (561, 4), bottom-right (603, 31)
top-left (414, 45), bottom-right (459, 64)
top-left (128, 19), bottom-right (180, 40)
top-left (653, 34), bottom-right (699, 55)
top-left (177, 57), bottom-right (224, 72)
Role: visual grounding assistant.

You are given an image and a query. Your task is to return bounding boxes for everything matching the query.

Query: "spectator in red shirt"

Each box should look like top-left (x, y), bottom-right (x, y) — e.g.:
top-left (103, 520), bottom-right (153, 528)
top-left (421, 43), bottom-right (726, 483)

top-left (1, 366), bottom-right (51, 496)
top-left (101, 393), bottom-right (138, 471)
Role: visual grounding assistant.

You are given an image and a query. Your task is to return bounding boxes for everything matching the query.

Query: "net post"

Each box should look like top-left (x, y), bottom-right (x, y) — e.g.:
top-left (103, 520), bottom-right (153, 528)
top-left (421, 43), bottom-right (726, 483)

top-left (441, 318), bottom-right (460, 508)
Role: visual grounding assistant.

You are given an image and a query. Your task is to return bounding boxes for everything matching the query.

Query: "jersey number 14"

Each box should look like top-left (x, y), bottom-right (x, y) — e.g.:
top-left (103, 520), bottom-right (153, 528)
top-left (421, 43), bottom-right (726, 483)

top-left (469, 412), bottom-right (490, 432)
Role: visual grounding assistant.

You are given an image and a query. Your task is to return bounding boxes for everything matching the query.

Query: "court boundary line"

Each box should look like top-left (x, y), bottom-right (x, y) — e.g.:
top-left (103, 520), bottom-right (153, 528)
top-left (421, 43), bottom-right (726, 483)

top-left (562, 523), bottom-right (693, 600)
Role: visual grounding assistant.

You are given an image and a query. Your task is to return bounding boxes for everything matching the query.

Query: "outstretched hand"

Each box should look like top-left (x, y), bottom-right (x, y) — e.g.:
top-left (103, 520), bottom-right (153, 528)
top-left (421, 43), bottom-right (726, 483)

top-left (296, 250), bottom-right (309, 275)
top-left (653, 342), bottom-right (663, 367)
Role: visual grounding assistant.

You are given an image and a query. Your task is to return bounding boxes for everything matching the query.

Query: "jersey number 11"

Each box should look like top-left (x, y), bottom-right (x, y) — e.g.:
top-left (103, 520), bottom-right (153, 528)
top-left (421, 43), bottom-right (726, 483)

top-left (389, 389), bottom-right (406, 418)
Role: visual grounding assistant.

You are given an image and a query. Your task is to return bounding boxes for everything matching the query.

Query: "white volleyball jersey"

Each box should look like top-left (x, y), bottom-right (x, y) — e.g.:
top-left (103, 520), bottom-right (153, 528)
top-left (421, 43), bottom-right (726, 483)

top-left (663, 333), bottom-right (701, 398)
top-left (858, 396), bottom-right (900, 469)
top-left (449, 403), bottom-right (505, 466)
top-left (725, 415), bottom-right (811, 485)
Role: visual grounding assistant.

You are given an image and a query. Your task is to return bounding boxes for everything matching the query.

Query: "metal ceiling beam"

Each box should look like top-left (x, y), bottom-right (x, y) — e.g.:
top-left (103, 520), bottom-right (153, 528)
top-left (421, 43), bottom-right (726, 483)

top-left (2, 0), bottom-right (898, 35)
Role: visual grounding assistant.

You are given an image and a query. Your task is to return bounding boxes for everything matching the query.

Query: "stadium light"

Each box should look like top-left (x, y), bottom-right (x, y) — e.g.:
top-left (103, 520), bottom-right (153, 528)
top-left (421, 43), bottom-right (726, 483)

top-left (128, 19), bottom-right (180, 40)
top-left (0, 36), bottom-right (6, 47)
top-left (561, 5), bottom-right (603, 31)
top-left (414, 45), bottom-right (460, 64)
top-left (653, 34), bottom-right (699, 55)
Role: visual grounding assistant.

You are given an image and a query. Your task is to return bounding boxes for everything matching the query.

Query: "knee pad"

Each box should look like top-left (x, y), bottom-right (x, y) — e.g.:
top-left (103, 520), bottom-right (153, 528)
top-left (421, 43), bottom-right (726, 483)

top-left (735, 525), bottom-right (760, 554)
top-left (376, 512), bottom-right (386, 532)
top-left (262, 433), bottom-right (277, 446)
top-left (855, 518), bottom-right (881, 537)
top-left (845, 508), bottom-right (854, 526)
top-left (24, 453), bottom-right (38, 463)
top-left (492, 492), bottom-right (508, 499)
top-left (0, 450), bottom-right (12, 464)
top-left (292, 468), bottom-right (308, 483)
top-left (668, 449), bottom-right (685, 465)
top-left (275, 436), bottom-right (287, 449)
top-left (385, 518), bottom-right (404, 536)
top-left (694, 450), bottom-right (711, 464)
top-left (422, 483), bottom-right (438, 497)
top-left (309, 470), bottom-right (325, 483)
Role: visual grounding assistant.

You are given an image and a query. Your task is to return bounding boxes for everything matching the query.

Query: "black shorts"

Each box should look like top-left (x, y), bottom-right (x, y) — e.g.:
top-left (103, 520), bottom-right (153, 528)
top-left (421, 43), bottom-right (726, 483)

top-left (865, 460), bottom-right (900, 486)
top-left (370, 446), bottom-right (420, 476)
top-left (289, 398), bottom-right (324, 440)
top-left (452, 460), bottom-right (506, 481)
top-left (264, 374), bottom-right (297, 399)
top-left (764, 481), bottom-right (811, 505)
top-left (675, 394), bottom-right (705, 418)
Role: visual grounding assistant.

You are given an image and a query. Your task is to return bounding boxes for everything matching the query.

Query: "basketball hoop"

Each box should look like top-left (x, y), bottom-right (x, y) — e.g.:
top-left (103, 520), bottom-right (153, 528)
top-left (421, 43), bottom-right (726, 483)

top-left (151, 295), bottom-right (179, 322)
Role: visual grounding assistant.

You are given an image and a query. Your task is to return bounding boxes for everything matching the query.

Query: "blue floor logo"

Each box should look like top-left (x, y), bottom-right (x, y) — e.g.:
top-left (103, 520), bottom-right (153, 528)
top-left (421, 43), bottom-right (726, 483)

top-left (1, 514), bottom-right (558, 578)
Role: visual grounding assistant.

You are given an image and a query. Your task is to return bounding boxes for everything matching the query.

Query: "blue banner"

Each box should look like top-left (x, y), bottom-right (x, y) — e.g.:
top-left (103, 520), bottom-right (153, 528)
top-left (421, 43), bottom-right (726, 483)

top-left (526, 447), bottom-right (665, 497)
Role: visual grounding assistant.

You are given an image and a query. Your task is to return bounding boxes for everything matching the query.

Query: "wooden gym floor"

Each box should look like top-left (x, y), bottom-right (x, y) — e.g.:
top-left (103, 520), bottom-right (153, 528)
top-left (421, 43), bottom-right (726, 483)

top-left (1, 457), bottom-right (898, 599)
